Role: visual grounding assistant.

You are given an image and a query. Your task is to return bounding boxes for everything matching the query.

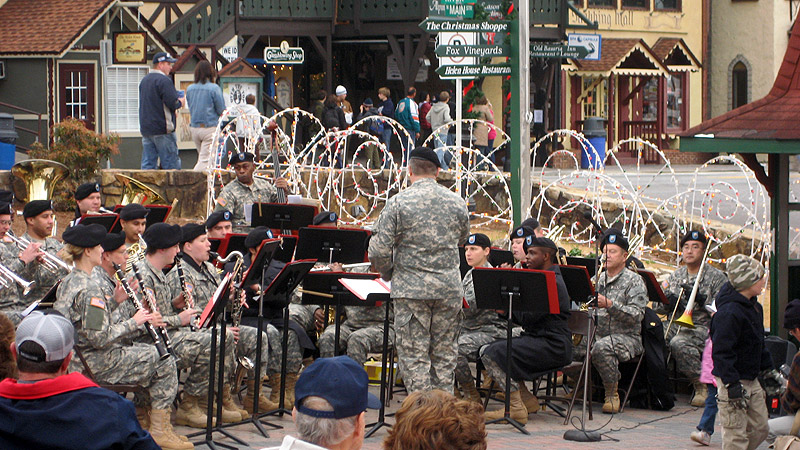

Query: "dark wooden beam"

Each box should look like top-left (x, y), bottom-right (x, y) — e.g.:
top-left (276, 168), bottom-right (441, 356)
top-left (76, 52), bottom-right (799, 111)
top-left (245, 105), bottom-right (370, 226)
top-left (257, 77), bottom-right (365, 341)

top-left (325, 35), bottom-right (332, 93)
top-left (241, 34), bottom-right (261, 58)
top-left (238, 20), bottom-right (331, 36)
top-left (622, 76), bottom-right (652, 105)
top-left (387, 35), bottom-right (407, 85)
top-left (147, 4), bottom-right (165, 24)
top-left (309, 35), bottom-right (328, 64)
top-left (406, 32), bottom-right (430, 90)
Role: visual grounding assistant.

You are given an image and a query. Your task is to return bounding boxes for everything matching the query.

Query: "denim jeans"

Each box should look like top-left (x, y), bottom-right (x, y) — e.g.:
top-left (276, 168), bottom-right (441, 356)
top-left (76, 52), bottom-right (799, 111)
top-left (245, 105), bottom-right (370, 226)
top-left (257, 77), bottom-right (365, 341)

top-left (141, 132), bottom-right (181, 169)
top-left (697, 383), bottom-right (718, 434)
top-left (381, 127), bottom-right (393, 154)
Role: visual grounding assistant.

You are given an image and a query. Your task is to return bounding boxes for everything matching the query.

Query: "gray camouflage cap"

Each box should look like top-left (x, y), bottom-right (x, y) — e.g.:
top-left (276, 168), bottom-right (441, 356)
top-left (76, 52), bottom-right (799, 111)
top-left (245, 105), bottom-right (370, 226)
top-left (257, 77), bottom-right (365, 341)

top-left (725, 254), bottom-right (765, 291)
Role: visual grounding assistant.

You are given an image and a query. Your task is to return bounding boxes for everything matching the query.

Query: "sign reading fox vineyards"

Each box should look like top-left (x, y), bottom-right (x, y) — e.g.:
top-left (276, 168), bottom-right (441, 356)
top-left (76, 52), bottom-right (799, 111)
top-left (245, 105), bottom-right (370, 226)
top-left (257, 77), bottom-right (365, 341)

top-left (264, 41), bottom-right (304, 64)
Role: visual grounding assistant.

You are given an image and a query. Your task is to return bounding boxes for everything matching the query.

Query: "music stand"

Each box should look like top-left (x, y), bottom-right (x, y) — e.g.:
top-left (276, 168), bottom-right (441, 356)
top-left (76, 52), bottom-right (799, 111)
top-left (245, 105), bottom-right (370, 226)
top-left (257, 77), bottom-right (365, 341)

top-left (251, 203), bottom-right (316, 233)
top-left (636, 269), bottom-right (668, 305)
top-left (273, 235), bottom-right (298, 264)
top-left (566, 256), bottom-right (597, 278)
top-left (459, 247), bottom-right (516, 277)
top-left (190, 273), bottom-right (248, 450)
top-left (259, 259), bottom-right (317, 417)
top-left (144, 205), bottom-right (171, 229)
top-left (472, 267), bottom-right (559, 434)
top-left (558, 265), bottom-right (596, 307)
top-left (301, 272), bottom-right (378, 355)
top-left (295, 227), bottom-right (369, 265)
top-left (75, 213), bottom-right (119, 232)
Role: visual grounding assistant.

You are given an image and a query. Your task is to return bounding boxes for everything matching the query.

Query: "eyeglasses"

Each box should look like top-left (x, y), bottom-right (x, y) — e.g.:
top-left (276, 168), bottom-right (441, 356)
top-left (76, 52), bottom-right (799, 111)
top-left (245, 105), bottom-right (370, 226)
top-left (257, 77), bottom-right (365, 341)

top-left (0, 220), bottom-right (12, 226)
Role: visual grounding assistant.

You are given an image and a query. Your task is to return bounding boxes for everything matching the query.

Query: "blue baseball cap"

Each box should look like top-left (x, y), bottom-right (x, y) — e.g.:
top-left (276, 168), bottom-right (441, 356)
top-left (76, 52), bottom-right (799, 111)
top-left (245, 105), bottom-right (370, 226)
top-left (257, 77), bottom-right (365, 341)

top-left (294, 356), bottom-right (381, 419)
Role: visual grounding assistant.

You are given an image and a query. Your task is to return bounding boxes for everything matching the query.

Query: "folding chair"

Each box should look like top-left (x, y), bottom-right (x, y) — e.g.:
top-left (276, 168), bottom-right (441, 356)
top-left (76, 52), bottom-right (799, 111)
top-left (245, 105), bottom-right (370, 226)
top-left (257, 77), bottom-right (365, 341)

top-left (73, 346), bottom-right (144, 396)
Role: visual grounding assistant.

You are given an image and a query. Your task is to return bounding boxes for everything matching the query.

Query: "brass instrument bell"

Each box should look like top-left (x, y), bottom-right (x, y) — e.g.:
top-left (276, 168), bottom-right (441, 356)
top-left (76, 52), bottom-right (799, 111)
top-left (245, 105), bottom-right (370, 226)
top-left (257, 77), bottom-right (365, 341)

top-left (115, 174), bottom-right (167, 205)
top-left (11, 159), bottom-right (70, 202)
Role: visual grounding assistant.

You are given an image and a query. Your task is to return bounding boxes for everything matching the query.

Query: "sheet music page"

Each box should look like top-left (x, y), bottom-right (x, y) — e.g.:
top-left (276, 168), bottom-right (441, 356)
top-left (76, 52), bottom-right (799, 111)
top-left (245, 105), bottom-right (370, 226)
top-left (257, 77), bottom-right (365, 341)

top-left (245, 203), bottom-right (253, 224)
top-left (339, 278), bottom-right (391, 301)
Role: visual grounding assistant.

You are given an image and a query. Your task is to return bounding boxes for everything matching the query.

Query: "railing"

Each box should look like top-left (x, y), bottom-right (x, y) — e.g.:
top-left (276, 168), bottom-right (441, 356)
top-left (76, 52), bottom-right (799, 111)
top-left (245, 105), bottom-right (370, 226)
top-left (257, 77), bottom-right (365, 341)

top-left (0, 101), bottom-right (45, 153)
top-left (162, 0), bottom-right (236, 44)
top-left (242, 0), bottom-right (333, 19)
top-left (620, 120), bottom-right (662, 164)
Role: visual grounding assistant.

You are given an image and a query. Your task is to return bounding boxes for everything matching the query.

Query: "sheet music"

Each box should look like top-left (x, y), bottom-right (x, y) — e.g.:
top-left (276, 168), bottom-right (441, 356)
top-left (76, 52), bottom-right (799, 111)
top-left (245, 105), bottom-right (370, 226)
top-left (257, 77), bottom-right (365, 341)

top-left (245, 203), bottom-right (253, 225)
top-left (339, 278), bottom-right (391, 301)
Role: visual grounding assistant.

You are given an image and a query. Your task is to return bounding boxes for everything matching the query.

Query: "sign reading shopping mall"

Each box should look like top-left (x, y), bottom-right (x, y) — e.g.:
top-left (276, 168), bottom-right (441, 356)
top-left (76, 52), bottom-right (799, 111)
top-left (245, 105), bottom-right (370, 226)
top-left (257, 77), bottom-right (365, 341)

top-left (264, 41), bottom-right (304, 64)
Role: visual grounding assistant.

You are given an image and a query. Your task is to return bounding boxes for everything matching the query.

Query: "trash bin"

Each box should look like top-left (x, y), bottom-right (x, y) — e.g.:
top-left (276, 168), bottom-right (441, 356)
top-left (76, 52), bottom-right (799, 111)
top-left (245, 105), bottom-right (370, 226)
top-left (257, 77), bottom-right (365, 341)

top-left (0, 113), bottom-right (17, 170)
top-left (581, 117), bottom-right (606, 169)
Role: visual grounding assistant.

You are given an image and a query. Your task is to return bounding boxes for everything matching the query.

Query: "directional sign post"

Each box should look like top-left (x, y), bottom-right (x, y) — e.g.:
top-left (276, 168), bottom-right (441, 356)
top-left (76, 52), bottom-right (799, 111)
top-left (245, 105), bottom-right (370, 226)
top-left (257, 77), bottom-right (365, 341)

top-left (435, 64), bottom-right (512, 77)
top-left (419, 18), bottom-right (510, 34)
top-left (435, 44), bottom-right (509, 58)
top-left (529, 43), bottom-right (590, 59)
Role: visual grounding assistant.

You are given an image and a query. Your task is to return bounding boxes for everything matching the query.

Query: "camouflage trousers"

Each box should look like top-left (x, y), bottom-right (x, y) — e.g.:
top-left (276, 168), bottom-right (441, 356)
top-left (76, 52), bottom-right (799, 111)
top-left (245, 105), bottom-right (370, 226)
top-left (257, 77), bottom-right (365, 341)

top-left (480, 350), bottom-right (519, 392)
top-left (318, 322), bottom-right (393, 366)
top-left (289, 303), bottom-right (317, 333)
top-left (236, 325), bottom-right (271, 378)
top-left (574, 333), bottom-right (643, 384)
top-left (395, 298), bottom-right (461, 393)
top-left (454, 329), bottom-right (504, 387)
top-left (267, 324), bottom-right (303, 375)
top-left (169, 328), bottom-right (235, 397)
top-left (668, 325), bottom-right (707, 380)
top-left (78, 343), bottom-right (179, 410)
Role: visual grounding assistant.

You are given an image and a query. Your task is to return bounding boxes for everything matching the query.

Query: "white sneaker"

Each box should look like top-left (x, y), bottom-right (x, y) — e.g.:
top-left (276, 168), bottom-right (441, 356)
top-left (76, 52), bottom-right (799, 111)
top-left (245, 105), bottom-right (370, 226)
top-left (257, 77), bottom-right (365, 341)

top-left (690, 430), bottom-right (711, 446)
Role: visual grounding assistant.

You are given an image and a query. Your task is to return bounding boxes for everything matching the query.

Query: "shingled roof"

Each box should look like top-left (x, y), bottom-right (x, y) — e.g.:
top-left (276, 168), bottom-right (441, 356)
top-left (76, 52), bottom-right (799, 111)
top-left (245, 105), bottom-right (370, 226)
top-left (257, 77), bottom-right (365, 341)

top-left (651, 38), bottom-right (701, 72)
top-left (568, 38), bottom-right (668, 77)
top-left (0, 0), bottom-right (114, 56)
top-left (682, 20), bottom-right (800, 140)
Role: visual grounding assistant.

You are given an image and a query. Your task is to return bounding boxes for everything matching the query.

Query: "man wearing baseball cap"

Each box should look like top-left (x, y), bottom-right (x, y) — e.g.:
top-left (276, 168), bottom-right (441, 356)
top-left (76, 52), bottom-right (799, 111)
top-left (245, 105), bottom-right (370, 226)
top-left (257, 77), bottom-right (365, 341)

top-left (139, 51), bottom-right (185, 170)
top-left (710, 254), bottom-right (773, 449)
top-left (264, 356), bottom-right (380, 450)
top-left (0, 311), bottom-right (160, 449)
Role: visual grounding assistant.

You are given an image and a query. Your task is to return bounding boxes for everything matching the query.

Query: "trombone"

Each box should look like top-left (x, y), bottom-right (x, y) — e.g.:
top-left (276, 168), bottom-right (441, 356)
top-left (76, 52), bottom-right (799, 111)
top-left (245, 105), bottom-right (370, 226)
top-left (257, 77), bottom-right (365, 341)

top-left (0, 263), bottom-right (34, 296)
top-left (7, 231), bottom-right (71, 273)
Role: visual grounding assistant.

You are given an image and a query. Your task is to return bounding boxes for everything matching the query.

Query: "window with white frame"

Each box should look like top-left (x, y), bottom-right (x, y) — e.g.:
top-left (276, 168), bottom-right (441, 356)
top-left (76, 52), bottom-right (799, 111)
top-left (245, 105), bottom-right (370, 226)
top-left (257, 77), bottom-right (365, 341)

top-left (106, 66), bottom-right (148, 132)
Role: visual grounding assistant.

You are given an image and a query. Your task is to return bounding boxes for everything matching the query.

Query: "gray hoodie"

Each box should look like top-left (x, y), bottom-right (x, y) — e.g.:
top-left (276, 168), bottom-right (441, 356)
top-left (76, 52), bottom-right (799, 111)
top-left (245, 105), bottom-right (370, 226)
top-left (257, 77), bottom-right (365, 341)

top-left (426, 101), bottom-right (452, 132)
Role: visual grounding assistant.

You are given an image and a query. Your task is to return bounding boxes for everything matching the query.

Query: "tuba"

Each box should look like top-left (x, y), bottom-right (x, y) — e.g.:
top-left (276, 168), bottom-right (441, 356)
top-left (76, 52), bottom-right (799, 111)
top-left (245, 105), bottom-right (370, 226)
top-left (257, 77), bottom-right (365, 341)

top-left (115, 174), bottom-right (167, 205)
top-left (11, 159), bottom-right (70, 202)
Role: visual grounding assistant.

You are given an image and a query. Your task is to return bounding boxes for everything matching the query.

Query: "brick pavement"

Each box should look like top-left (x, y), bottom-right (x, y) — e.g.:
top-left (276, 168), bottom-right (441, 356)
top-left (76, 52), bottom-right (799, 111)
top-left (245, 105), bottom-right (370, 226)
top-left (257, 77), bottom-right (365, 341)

top-left (173, 388), bottom-right (772, 450)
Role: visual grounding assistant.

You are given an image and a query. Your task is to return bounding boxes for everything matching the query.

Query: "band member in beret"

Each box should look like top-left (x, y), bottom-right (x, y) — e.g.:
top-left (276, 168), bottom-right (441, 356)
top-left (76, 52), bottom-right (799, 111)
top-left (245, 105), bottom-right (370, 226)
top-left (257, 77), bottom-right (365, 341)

top-left (119, 203), bottom-right (149, 248)
top-left (213, 152), bottom-right (289, 228)
top-left (205, 210), bottom-right (233, 239)
top-left (20, 200), bottom-right (67, 303)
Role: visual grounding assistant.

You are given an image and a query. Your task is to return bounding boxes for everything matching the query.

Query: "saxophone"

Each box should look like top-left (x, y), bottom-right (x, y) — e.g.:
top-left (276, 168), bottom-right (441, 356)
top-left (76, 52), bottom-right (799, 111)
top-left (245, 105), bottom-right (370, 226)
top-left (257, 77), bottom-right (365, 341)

top-left (212, 251), bottom-right (255, 387)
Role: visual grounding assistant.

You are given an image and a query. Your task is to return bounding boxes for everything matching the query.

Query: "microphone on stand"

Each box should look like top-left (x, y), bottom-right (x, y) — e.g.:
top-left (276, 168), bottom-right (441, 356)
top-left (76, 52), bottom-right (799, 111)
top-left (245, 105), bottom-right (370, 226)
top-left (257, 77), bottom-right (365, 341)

top-left (583, 211), bottom-right (603, 238)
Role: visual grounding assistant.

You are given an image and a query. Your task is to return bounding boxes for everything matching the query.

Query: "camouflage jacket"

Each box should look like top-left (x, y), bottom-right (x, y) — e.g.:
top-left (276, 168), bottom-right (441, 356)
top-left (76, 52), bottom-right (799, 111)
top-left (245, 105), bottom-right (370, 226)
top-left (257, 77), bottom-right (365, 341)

top-left (368, 177), bottom-right (470, 299)
top-left (90, 265), bottom-right (138, 319)
top-left (166, 253), bottom-right (221, 313)
top-left (660, 264), bottom-right (727, 328)
top-left (137, 258), bottom-right (182, 329)
top-left (54, 268), bottom-right (138, 358)
top-left (0, 240), bottom-right (24, 310)
top-left (462, 262), bottom-right (506, 332)
top-left (20, 233), bottom-right (67, 303)
top-left (215, 177), bottom-right (279, 227)
top-left (595, 267), bottom-right (647, 339)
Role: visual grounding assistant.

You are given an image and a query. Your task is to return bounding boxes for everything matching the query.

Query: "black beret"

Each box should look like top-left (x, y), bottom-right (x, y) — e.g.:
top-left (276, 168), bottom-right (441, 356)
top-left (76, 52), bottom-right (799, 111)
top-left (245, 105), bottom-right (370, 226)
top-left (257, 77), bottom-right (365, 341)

top-left (524, 236), bottom-right (557, 252)
top-left (600, 228), bottom-right (629, 251)
top-left (0, 190), bottom-right (13, 204)
top-left (75, 182), bottom-right (101, 200)
top-left (785, 299), bottom-right (800, 330)
top-left (206, 210), bottom-right (233, 229)
top-left (119, 203), bottom-right (149, 221)
top-left (409, 147), bottom-right (440, 167)
top-left (521, 218), bottom-right (540, 231)
top-left (510, 225), bottom-right (535, 240)
top-left (680, 230), bottom-right (708, 248)
top-left (181, 223), bottom-right (207, 244)
top-left (465, 233), bottom-right (491, 248)
top-left (0, 202), bottom-right (11, 216)
top-left (101, 231), bottom-right (126, 252)
top-left (245, 226), bottom-right (274, 249)
top-left (313, 211), bottom-right (338, 226)
top-left (143, 223), bottom-right (182, 250)
top-left (63, 224), bottom-right (106, 248)
top-left (23, 200), bottom-right (53, 219)
top-left (232, 152), bottom-right (255, 164)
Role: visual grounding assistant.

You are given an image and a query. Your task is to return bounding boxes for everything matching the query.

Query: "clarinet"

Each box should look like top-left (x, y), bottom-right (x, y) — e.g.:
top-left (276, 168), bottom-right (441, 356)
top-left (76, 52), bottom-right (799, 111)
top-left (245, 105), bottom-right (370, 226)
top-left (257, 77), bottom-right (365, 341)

top-left (130, 261), bottom-right (175, 356)
top-left (112, 263), bottom-right (170, 360)
top-left (175, 254), bottom-right (199, 331)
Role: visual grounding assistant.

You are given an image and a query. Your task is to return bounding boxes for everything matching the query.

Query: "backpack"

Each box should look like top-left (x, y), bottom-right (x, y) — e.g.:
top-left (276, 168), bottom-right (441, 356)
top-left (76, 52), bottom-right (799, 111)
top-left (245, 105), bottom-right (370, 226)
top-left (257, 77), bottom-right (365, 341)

top-left (369, 117), bottom-right (385, 135)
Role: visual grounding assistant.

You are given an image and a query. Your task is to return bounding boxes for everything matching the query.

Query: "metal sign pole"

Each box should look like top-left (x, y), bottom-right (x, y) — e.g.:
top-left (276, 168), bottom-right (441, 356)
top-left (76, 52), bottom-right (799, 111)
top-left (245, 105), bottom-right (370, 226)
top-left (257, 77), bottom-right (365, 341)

top-left (510, 0), bottom-right (531, 224)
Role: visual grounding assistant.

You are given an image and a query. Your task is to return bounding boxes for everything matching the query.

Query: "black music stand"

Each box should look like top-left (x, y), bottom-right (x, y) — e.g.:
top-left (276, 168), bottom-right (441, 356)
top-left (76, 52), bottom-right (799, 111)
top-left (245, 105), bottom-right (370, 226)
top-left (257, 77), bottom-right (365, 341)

top-left (144, 204), bottom-right (171, 228)
top-left (559, 264), bottom-right (596, 308)
top-left (301, 272), bottom-right (378, 356)
top-left (363, 291), bottom-right (392, 438)
top-left (251, 203), bottom-right (316, 233)
top-left (259, 259), bottom-right (317, 417)
top-left (190, 273), bottom-right (248, 450)
top-left (566, 256), bottom-right (597, 278)
top-left (295, 227), bottom-right (369, 265)
top-left (459, 247), bottom-right (516, 277)
top-left (75, 213), bottom-right (119, 232)
top-left (636, 269), bottom-right (668, 305)
top-left (472, 267), bottom-right (559, 435)
top-left (273, 235), bottom-right (298, 264)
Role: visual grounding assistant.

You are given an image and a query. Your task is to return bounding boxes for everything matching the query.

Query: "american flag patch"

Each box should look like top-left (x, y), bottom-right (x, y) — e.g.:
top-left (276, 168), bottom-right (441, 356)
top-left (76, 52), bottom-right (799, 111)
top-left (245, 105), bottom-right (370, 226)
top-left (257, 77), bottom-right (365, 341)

top-left (216, 197), bottom-right (227, 207)
top-left (90, 297), bottom-right (105, 309)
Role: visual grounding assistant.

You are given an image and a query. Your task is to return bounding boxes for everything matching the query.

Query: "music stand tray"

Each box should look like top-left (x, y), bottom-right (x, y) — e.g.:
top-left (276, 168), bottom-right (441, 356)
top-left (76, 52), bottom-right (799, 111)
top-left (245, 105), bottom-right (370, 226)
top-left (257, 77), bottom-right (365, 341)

top-left (76, 213), bottom-right (119, 232)
top-left (251, 203), bottom-right (316, 232)
top-left (460, 246), bottom-right (516, 277)
top-left (558, 264), bottom-right (596, 307)
top-left (636, 268), bottom-right (668, 305)
top-left (273, 235), bottom-right (298, 264)
top-left (144, 205), bottom-right (171, 228)
top-left (295, 227), bottom-right (370, 265)
top-left (566, 256), bottom-right (597, 278)
top-left (241, 239), bottom-right (281, 288)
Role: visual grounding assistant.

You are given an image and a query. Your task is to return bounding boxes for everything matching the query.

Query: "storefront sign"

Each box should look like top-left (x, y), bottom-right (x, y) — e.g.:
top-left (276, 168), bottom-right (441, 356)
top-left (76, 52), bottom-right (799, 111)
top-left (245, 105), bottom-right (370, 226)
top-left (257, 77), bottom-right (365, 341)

top-left (435, 64), bottom-right (512, 77)
top-left (530, 43), bottom-right (591, 59)
top-left (436, 44), bottom-right (509, 58)
top-left (264, 41), bottom-right (304, 64)
top-left (420, 18), bottom-right (510, 33)
top-left (113, 32), bottom-right (146, 64)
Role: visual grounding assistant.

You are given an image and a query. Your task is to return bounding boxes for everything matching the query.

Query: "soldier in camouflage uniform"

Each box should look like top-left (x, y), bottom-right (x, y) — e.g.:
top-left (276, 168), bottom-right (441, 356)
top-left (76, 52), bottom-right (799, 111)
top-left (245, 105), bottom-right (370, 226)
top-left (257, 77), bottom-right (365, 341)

top-left (0, 201), bottom-right (40, 325)
top-left (455, 233), bottom-right (506, 403)
top-left (18, 200), bottom-right (69, 304)
top-left (138, 223), bottom-right (232, 428)
top-left (657, 230), bottom-right (727, 406)
top-left (213, 152), bottom-right (288, 228)
top-left (577, 229), bottom-right (647, 414)
top-left (368, 147), bottom-right (470, 393)
top-left (52, 223), bottom-right (192, 449)
top-left (166, 223), bottom-right (278, 417)
top-left (119, 203), bottom-right (149, 248)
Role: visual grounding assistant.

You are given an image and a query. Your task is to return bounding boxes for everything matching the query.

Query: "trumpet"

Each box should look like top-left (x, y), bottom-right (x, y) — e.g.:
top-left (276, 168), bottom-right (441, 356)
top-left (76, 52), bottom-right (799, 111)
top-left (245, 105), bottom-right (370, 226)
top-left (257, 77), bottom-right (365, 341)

top-left (7, 231), bottom-right (71, 273)
top-left (674, 241), bottom-right (713, 329)
top-left (0, 262), bottom-right (34, 296)
top-left (112, 262), bottom-right (171, 360)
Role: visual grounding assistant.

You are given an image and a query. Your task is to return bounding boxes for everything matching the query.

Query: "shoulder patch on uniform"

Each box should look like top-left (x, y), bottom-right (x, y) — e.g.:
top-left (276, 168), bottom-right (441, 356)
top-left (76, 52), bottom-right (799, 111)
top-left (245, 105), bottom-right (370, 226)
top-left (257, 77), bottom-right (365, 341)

top-left (90, 297), bottom-right (106, 309)
top-left (216, 197), bottom-right (227, 207)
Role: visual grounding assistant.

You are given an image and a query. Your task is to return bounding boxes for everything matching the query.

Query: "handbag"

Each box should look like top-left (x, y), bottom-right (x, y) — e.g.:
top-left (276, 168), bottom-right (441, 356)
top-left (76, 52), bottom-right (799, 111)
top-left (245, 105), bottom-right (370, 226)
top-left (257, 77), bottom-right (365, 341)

top-left (772, 410), bottom-right (800, 450)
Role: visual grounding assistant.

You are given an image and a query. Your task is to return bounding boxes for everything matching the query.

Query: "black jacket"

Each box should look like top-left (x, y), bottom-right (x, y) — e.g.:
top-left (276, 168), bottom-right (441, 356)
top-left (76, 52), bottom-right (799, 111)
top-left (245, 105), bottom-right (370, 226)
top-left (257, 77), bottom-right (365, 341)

top-left (138, 71), bottom-right (181, 136)
top-left (710, 282), bottom-right (773, 385)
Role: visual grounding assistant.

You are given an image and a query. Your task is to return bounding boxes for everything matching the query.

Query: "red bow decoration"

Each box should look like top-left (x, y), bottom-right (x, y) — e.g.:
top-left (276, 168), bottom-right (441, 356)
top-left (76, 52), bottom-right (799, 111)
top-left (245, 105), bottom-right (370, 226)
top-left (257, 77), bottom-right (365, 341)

top-left (507, 3), bottom-right (514, 15)
top-left (468, 104), bottom-right (474, 112)
top-left (463, 80), bottom-right (474, 97)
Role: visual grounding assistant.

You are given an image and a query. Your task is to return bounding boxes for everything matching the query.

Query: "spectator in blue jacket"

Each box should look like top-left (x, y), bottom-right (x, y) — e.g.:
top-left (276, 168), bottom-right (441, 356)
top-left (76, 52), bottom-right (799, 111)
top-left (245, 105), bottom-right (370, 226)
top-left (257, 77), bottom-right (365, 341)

top-left (186, 60), bottom-right (225, 171)
top-left (139, 52), bottom-right (185, 170)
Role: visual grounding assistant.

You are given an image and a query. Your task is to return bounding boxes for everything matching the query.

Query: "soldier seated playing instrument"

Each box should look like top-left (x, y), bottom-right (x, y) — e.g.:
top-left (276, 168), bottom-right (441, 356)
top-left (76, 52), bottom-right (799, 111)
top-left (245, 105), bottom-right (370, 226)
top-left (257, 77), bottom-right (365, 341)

top-left (454, 233), bottom-right (506, 403)
top-left (0, 201), bottom-right (39, 325)
top-left (213, 152), bottom-right (288, 228)
top-left (52, 223), bottom-right (191, 449)
top-left (19, 200), bottom-right (67, 304)
top-left (481, 236), bottom-right (572, 424)
top-left (658, 230), bottom-right (727, 406)
top-left (205, 209), bottom-right (233, 239)
top-left (118, 203), bottom-right (149, 249)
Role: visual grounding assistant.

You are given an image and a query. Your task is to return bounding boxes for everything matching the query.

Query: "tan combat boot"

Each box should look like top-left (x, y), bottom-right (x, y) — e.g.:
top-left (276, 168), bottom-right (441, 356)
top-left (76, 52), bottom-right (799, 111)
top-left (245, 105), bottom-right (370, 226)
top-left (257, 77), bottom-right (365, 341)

top-left (197, 392), bottom-right (242, 424)
top-left (284, 372), bottom-right (299, 408)
top-left (244, 377), bottom-right (278, 414)
top-left (135, 406), bottom-right (150, 431)
top-left (149, 408), bottom-right (194, 450)
top-left (461, 379), bottom-right (482, 404)
top-left (268, 373), bottom-right (283, 405)
top-left (518, 382), bottom-right (540, 414)
top-left (602, 383), bottom-right (620, 414)
top-left (691, 380), bottom-right (708, 407)
top-left (223, 384), bottom-right (249, 420)
top-left (177, 395), bottom-right (215, 428)
top-left (483, 390), bottom-right (528, 425)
